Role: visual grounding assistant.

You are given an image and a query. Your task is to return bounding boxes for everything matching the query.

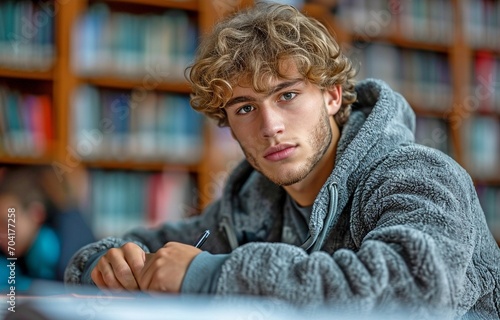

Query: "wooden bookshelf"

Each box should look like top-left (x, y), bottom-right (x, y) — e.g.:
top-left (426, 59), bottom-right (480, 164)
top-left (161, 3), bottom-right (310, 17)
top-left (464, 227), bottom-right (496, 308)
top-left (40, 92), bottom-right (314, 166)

top-left (0, 155), bottom-right (56, 166)
top-left (82, 159), bottom-right (198, 173)
top-left (0, 68), bottom-right (54, 81)
top-left (81, 76), bottom-right (192, 94)
top-left (350, 33), bottom-right (451, 53)
top-left (103, 0), bottom-right (199, 11)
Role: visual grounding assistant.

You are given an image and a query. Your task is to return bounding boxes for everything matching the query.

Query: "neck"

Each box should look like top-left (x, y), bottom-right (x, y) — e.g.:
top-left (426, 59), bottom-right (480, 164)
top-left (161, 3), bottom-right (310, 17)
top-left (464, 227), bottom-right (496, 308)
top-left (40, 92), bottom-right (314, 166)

top-left (284, 119), bottom-right (340, 207)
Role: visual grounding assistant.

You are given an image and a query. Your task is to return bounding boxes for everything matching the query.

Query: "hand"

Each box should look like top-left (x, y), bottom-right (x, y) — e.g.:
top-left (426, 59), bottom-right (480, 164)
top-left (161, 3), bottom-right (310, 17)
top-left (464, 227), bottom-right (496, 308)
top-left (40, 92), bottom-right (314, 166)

top-left (138, 242), bottom-right (201, 293)
top-left (91, 242), bottom-right (146, 291)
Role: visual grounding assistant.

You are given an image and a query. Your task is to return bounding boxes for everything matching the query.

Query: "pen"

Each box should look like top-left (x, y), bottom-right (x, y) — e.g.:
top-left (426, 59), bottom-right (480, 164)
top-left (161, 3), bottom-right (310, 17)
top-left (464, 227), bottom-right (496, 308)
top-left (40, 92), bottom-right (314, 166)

top-left (193, 229), bottom-right (210, 248)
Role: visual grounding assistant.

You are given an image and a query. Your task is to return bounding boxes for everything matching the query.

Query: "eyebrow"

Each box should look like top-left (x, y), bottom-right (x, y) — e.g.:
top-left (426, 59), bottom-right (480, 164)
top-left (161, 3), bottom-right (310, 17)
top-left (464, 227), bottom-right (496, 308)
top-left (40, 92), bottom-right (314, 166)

top-left (225, 79), bottom-right (303, 108)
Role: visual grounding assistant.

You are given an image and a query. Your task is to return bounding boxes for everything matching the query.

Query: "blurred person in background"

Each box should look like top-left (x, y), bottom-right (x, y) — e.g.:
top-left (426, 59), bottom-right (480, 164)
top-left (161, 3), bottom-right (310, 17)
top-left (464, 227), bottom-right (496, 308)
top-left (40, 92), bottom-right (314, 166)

top-left (0, 165), bottom-right (94, 292)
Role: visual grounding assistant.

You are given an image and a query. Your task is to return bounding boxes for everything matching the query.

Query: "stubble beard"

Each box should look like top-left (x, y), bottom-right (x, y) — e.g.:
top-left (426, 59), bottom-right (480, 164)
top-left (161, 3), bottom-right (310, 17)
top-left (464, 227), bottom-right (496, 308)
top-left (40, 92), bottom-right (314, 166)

top-left (240, 106), bottom-right (333, 186)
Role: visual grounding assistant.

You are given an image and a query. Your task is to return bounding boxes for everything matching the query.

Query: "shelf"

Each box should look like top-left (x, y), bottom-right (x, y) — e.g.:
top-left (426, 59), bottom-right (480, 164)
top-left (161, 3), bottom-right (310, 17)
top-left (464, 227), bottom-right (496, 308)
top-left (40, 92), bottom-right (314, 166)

top-left (82, 159), bottom-right (199, 172)
top-left (102, 0), bottom-right (198, 11)
top-left (412, 105), bottom-right (452, 119)
top-left (0, 67), bottom-right (54, 81)
top-left (474, 178), bottom-right (500, 187)
top-left (81, 75), bottom-right (192, 94)
top-left (0, 155), bottom-right (55, 166)
top-left (351, 33), bottom-right (451, 53)
top-left (472, 47), bottom-right (500, 57)
top-left (475, 109), bottom-right (500, 119)
top-left (302, 3), bottom-right (331, 18)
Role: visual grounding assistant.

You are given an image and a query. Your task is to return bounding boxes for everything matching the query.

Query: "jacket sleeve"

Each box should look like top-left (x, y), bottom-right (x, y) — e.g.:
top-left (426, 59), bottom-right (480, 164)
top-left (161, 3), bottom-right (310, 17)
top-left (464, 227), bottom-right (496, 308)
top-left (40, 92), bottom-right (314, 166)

top-left (214, 147), bottom-right (484, 317)
top-left (64, 200), bottom-right (231, 285)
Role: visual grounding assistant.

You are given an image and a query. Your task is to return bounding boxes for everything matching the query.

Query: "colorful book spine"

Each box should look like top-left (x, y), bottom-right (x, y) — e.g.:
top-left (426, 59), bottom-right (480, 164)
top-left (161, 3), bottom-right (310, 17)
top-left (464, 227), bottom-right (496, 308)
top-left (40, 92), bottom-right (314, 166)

top-left (89, 169), bottom-right (197, 238)
top-left (461, 116), bottom-right (500, 180)
top-left (72, 3), bottom-right (198, 79)
top-left (0, 86), bottom-right (54, 157)
top-left (71, 85), bottom-right (204, 163)
top-left (335, 0), bottom-right (454, 44)
top-left (0, 1), bottom-right (55, 71)
top-left (415, 116), bottom-right (452, 156)
top-left (355, 43), bottom-right (452, 112)
top-left (462, 0), bottom-right (500, 49)
top-left (471, 52), bottom-right (500, 113)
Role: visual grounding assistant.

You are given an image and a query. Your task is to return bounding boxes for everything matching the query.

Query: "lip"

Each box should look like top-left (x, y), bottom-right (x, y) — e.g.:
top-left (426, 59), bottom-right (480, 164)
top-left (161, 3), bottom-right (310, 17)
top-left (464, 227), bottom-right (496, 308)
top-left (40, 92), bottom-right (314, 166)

top-left (263, 143), bottom-right (297, 161)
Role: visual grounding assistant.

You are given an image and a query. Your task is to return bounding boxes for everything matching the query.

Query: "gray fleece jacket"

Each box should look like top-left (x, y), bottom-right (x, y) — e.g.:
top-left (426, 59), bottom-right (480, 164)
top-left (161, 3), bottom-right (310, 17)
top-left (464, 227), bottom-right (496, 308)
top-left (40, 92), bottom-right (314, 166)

top-left (65, 79), bottom-right (500, 319)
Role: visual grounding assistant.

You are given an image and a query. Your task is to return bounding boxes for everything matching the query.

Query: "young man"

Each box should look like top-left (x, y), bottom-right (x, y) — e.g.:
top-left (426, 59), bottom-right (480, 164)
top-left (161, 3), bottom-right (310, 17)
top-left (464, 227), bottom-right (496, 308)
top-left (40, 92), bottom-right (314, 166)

top-left (65, 3), bottom-right (500, 318)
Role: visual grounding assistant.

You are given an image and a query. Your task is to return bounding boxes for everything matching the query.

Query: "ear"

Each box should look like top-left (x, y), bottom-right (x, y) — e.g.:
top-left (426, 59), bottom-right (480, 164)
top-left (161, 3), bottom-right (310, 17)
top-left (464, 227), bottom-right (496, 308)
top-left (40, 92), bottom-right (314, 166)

top-left (323, 85), bottom-right (342, 116)
top-left (27, 201), bottom-right (47, 226)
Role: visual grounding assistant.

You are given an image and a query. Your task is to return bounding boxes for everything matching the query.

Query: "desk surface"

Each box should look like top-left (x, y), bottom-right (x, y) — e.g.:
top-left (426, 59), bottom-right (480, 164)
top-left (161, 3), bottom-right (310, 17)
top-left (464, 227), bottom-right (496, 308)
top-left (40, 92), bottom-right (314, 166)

top-left (1, 281), bottom-right (442, 320)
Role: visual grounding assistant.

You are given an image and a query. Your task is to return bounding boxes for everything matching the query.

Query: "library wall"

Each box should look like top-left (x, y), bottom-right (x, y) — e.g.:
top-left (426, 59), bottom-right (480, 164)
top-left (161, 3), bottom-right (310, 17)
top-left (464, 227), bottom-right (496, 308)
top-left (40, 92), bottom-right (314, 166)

top-left (0, 0), bottom-right (499, 242)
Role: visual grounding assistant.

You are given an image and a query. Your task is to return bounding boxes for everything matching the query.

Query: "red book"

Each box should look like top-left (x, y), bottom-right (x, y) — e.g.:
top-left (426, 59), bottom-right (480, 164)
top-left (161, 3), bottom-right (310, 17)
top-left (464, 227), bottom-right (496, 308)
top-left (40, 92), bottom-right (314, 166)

top-left (474, 51), bottom-right (495, 112)
top-left (39, 95), bottom-right (54, 150)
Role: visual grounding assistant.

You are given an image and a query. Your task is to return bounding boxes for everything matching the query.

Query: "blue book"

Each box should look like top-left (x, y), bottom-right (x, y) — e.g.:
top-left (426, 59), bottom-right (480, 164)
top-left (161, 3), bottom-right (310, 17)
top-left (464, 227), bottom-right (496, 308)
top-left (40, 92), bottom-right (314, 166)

top-left (5, 90), bottom-right (23, 155)
top-left (3, 2), bottom-right (14, 46)
top-left (182, 95), bottom-right (203, 162)
top-left (169, 95), bottom-right (184, 161)
top-left (71, 85), bottom-right (101, 159)
top-left (20, 94), bottom-right (36, 156)
top-left (105, 90), bottom-right (130, 159)
top-left (156, 94), bottom-right (172, 159)
top-left (0, 3), bottom-right (6, 45)
top-left (74, 3), bottom-right (110, 75)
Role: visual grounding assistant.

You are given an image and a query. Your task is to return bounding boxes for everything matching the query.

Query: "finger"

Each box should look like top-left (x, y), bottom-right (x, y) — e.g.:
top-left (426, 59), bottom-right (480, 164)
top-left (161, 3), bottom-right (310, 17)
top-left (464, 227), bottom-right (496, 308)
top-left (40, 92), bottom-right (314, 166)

top-left (112, 262), bottom-right (140, 290)
top-left (122, 243), bottom-right (146, 282)
top-left (145, 253), bottom-right (154, 264)
top-left (138, 254), bottom-right (155, 291)
top-left (106, 244), bottom-right (144, 291)
top-left (95, 257), bottom-right (125, 290)
top-left (137, 253), bottom-right (155, 290)
top-left (91, 266), bottom-right (106, 288)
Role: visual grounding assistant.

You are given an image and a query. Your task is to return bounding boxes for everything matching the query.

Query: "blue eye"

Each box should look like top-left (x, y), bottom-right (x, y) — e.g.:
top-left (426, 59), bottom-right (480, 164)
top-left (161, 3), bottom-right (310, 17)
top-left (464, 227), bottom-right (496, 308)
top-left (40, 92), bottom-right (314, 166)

top-left (237, 105), bottom-right (255, 114)
top-left (280, 92), bottom-right (297, 101)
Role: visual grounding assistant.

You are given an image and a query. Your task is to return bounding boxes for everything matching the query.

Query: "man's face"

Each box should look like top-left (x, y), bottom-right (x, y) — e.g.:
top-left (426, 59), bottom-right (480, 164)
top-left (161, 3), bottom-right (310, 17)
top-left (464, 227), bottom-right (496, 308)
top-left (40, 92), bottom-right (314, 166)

top-left (225, 63), bottom-right (341, 187)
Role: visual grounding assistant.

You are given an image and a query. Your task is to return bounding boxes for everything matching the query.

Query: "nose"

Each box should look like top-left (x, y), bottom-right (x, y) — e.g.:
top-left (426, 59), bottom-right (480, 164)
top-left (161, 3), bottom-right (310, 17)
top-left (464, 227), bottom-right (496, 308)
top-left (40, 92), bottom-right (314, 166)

top-left (260, 104), bottom-right (285, 138)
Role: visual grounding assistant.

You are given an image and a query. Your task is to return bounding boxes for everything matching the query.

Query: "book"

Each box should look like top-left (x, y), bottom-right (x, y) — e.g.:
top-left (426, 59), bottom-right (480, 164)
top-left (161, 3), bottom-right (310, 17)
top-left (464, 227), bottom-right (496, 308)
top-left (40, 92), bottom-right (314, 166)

top-left (473, 51), bottom-right (496, 112)
top-left (71, 85), bottom-right (102, 160)
top-left (462, 0), bottom-right (500, 49)
top-left (0, 1), bottom-right (55, 71)
top-left (355, 43), bottom-right (452, 112)
top-left (72, 3), bottom-right (197, 80)
top-left (462, 116), bottom-right (500, 179)
top-left (415, 116), bottom-right (451, 156)
top-left (71, 85), bottom-right (203, 163)
top-left (88, 169), bottom-right (196, 238)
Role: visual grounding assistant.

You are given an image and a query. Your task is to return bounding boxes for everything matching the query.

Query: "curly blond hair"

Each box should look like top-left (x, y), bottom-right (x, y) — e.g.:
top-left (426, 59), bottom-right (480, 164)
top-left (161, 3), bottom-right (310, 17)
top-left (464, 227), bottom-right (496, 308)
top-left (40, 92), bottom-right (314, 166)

top-left (187, 2), bottom-right (357, 127)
